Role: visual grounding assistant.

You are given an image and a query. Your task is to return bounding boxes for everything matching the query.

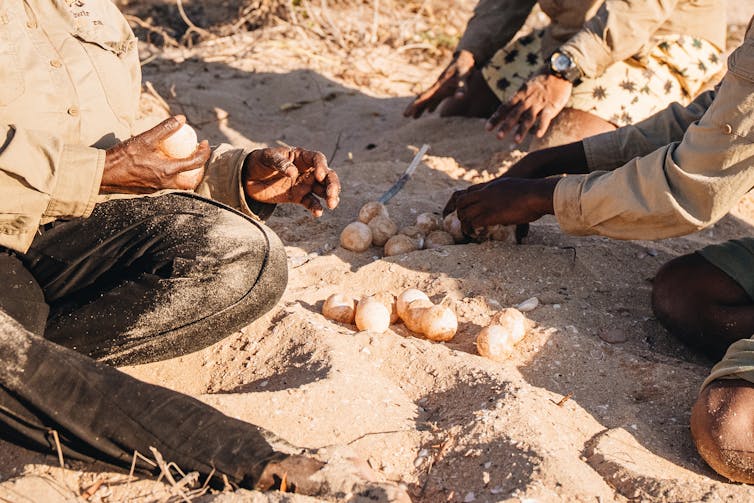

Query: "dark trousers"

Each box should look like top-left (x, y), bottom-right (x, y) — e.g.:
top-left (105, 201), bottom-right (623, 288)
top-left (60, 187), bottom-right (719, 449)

top-left (0, 193), bottom-right (288, 487)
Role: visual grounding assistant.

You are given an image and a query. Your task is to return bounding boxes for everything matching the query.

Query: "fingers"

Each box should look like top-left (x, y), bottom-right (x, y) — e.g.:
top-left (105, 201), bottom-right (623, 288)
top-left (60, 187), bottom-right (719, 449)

top-left (535, 106), bottom-right (557, 138)
top-left (140, 115), bottom-right (186, 144)
top-left (297, 149), bottom-right (341, 210)
top-left (404, 84), bottom-right (442, 119)
top-left (167, 140), bottom-right (211, 174)
top-left (515, 107), bottom-right (540, 143)
top-left (300, 193), bottom-right (324, 217)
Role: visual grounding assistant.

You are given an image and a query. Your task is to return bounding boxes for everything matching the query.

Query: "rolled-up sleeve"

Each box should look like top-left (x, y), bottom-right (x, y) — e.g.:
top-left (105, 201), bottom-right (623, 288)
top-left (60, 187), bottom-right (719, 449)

top-left (195, 144), bottom-right (276, 221)
top-left (559, 0), bottom-right (678, 79)
top-left (457, 0), bottom-right (537, 64)
top-left (583, 90), bottom-right (717, 172)
top-left (554, 37), bottom-right (754, 240)
top-left (0, 125), bottom-right (105, 252)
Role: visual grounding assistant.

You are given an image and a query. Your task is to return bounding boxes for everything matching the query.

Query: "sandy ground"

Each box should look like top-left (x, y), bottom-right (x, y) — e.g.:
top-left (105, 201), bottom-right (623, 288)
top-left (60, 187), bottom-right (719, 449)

top-left (3, 2), bottom-right (754, 502)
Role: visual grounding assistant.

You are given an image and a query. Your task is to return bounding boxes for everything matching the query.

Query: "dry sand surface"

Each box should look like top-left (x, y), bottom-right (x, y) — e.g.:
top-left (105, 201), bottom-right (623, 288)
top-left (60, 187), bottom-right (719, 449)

top-left (3, 2), bottom-right (754, 502)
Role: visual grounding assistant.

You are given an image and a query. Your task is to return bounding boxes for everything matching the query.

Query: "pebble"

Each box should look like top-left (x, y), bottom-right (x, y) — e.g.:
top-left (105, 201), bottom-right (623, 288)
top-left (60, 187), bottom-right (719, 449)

top-left (599, 328), bottom-right (628, 344)
top-left (464, 492), bottom-right (476, 502)
top-left (516, 297), bottom-right (539, 312)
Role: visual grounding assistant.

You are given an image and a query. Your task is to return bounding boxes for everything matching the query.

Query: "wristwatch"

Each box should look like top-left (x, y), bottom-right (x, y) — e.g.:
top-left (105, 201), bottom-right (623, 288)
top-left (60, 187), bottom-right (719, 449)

top-left (549, 51), bottom-right (582, 83)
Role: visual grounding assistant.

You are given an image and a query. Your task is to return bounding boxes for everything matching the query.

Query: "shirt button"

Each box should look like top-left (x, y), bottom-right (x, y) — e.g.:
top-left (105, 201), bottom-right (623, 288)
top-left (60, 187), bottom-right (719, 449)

top-left (50, 59), bottom-right (62, 68)
top-left (723, 123), bottom-right (733, 135)
top-left (26, 20), bottom-right (37, 29)
top-left (67, 106), bottom-right (79, 116)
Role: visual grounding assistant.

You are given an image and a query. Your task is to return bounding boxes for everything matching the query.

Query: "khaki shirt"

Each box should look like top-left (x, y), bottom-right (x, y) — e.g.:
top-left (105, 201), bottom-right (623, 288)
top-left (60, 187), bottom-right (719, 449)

top-left (457, 0), bottom-right (726, 79)
top-left (0, 0), bottom-right (270, 253)
top-left (553, 18), bottom-right (754, 240)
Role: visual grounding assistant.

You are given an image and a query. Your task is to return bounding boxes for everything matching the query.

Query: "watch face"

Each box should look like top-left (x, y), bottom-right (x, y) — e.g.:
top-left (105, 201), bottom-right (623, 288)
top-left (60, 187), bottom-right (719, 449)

top-left (552, 53), bottom-right (572, 72)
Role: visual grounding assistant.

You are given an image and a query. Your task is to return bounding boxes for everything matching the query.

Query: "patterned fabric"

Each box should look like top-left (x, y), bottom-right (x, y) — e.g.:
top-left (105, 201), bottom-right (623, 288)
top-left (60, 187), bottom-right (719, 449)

top-left (481, 29), bottom-right (724, 127)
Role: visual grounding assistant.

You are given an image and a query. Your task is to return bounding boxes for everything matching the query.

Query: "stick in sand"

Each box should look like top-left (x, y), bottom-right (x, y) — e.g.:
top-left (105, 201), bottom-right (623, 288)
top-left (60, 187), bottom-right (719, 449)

top-left (378, 144), bottom-right (430, 204)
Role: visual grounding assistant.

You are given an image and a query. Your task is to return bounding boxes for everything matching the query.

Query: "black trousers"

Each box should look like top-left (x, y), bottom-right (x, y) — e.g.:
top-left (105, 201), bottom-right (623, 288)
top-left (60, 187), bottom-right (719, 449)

top-left (0, 193), bottom-right (288, 487)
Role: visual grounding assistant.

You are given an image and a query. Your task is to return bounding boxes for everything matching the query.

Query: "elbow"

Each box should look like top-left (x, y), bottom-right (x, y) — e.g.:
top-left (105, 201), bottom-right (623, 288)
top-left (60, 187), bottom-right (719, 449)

top-left (691, 380), bottom-right (754, 483)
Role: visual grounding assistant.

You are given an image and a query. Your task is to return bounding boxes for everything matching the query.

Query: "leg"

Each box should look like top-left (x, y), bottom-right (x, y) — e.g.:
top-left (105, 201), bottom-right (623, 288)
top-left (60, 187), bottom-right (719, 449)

top-left (0, 251), bottom-right (48, 335)
top-left (0, 308), bottom-right (283, 487)
top-left (21, 193), bottom-right (287, 365)
top-left (438, 67), bottom-right (501, 118)
top-left (529, 108), bottom-right (616, 151)
top-left (691, 378), bottom-right (754, 482)
top-left (652, 247), bottom-right (754, 360)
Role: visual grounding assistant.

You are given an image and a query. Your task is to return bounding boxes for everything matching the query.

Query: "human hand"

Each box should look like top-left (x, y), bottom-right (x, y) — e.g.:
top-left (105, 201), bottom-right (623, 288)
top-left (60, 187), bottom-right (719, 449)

top-left (404, 50), bottom-right (476, 118)
top-left (255, 453), bottom-right (411, 501)
top-left (101, 116), bottom-right (210, 194)
top-left (443, 177), bottom-right (558, 235)
top-left (486, 73), bottom-right (572, 143)
top-left (243, 147), bottom-right (340, 217)
top-left (255, 455), bottom-right (325, 494)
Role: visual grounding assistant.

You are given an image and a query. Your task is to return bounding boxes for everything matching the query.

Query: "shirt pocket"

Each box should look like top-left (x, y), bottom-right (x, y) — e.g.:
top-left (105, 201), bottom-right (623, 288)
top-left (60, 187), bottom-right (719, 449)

top-left (73, 24), bottom-right (137, 121)
top-left (0, 8), bottom-right (25, 106)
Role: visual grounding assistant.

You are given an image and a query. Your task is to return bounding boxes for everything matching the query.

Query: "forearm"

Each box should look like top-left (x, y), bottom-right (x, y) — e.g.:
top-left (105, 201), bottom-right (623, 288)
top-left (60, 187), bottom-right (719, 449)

top-left (560, 0), bottom-right (678, 79)
top-left (554, 69), bottom-right (754, 240)
top-left (583, 90), bottom-right (716, 172)
top-left (0, 125), bottom-right (104, 252)
top-left (505, 141), bottom-right (588, 178)
top-left (457, 0), bottom-right (536, 64)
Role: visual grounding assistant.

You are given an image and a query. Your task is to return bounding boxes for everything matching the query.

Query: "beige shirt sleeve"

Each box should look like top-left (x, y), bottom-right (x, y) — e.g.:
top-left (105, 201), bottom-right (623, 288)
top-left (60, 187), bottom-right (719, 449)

top-left (456, 0), bottom-right (537, 64)
top-left (582, 90), bottom-right (716, 172)
top-left (560, 0), bottom-right (680, 79)
top-left (554, 33), bottom-right (754, 240)
top-left (0, 125), bottom-right (105, 252)
top-left (195, 144), bottom-right (276, 221)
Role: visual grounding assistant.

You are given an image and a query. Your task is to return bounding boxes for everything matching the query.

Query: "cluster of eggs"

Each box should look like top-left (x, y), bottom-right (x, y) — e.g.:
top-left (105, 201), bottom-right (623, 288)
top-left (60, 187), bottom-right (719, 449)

top-left (322, 288), bottom-right (529, 360)
top-left (340, 202), bottom-right (512, 256)
top-left (322, 288), bottom-right (458, 342)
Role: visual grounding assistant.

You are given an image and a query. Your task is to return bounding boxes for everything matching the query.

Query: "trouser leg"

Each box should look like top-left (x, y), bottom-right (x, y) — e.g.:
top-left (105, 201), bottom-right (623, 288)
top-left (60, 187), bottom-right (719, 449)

top-left (0, 193), bottom-right (290, 485)
top-left (20, 193), bottom-right (287, 365)
top-left (0, 309), bottom-right (282, 487)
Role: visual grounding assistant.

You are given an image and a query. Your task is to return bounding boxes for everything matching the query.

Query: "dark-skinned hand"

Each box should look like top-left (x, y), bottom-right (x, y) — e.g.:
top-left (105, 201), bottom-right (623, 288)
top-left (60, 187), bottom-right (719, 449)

top-left (486, 73), bottom-right (572, 143)
top-left (101, 115), bottom-right (210, 194)
top-left (254, 455), bottom-right (325, 494)
top-left (243, 147), bottom-right (340, 217)
top-left (444, 177), bottom-right (559, 236)
top-left (404, 49), bottom-right (476, 118)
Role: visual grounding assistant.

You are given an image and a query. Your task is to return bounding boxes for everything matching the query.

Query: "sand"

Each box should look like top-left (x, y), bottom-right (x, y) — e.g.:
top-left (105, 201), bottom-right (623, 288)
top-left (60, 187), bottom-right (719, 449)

top-left (2, 2), bottom-right (754, 502)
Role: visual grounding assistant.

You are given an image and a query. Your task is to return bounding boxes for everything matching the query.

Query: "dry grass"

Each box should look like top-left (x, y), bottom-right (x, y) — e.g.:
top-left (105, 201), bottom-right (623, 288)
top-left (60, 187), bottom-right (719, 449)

top-left (122, 0), bottom-right (474, 60)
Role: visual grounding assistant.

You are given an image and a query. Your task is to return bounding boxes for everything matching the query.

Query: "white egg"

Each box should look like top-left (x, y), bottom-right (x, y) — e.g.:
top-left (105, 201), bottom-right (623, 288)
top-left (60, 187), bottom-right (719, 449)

top-left (161, 123), bottom-right (198, 158)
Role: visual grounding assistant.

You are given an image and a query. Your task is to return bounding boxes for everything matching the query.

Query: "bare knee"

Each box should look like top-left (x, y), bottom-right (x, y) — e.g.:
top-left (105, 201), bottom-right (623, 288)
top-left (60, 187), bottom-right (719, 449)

top-left (530, 108), bottom-right (615, 150)
top-left (691, 379), bottom-right (754, 483)
top-left (652, 253), bottom-right (753, 359)
top-left (651, 254), bottom-right (703, 331)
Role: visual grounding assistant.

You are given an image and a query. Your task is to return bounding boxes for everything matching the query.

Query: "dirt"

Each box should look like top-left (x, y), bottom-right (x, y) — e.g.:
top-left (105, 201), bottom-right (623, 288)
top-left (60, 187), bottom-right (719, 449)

top-left (2, 2), bottom-right (754, 502)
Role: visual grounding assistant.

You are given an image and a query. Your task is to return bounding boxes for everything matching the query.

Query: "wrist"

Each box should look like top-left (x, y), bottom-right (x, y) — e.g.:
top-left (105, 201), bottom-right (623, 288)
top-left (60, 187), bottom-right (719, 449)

top-left (549, 50), bottom-right (582, 84)
top-left (533, 178), bottom-right (558, 216)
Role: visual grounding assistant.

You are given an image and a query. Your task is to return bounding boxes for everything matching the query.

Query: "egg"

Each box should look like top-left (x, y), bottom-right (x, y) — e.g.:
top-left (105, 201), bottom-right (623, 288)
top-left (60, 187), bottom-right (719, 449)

top-left (358, 201), bottom-right (389, 224)
top-left (368, 216), bottom-right (398, 246)
top-left (160, 123), bottom-right (198, 158)
top-left (420, 305), bottom-right (457, 341)
top-left (396, 289), bottom-right (430, 320)
top-left (322, 294), bottom-right (358, 324)
top-left (355, 297), bottom-right (391, 333)
top-left (340, 222), bottom-right (373, 252)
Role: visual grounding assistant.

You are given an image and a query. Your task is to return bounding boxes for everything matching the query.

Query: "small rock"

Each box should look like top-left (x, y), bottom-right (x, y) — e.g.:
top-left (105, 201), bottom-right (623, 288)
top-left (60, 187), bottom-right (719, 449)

top-left (646, 248), bottom-right (659, 257)
top-left (516, 297), bottom-right (539, 312)
top-left (464, 492), bottom-right (476, 502)
top-left (599, 328), bottom-right (628, 344)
